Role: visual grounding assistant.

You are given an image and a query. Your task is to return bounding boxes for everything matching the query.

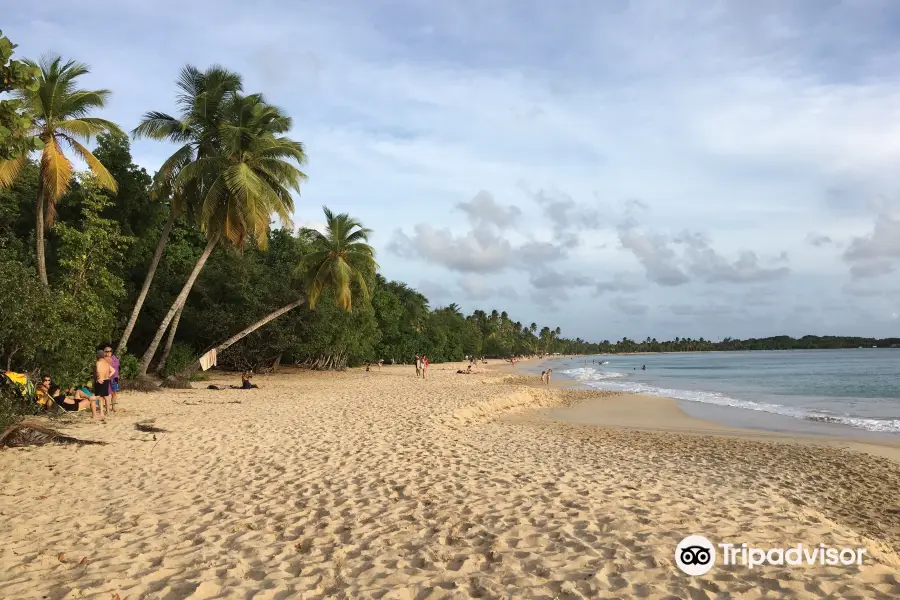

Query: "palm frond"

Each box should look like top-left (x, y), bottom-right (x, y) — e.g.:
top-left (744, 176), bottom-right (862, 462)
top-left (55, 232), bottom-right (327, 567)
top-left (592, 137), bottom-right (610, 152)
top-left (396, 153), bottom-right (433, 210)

top-left (56, 117), bottom-right (121, 141)
top-left (0, 155), bottom-right (28, 189)
top-left (150, 143), bottom-right (194, 202)
top-left (58, 90), bottom-right (113, 120)
top-left (133, 111), bottom-right (192, 141)
top-left (40, 137), bottom-right (74, 214)
top-left (60, 134), bottom-right (117, 192)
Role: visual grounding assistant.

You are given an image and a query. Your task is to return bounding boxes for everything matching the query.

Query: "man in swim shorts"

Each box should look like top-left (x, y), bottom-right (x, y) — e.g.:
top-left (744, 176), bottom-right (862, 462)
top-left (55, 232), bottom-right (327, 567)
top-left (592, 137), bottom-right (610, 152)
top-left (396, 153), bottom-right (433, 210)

top-left (94, 349), bottom-right (113, 417)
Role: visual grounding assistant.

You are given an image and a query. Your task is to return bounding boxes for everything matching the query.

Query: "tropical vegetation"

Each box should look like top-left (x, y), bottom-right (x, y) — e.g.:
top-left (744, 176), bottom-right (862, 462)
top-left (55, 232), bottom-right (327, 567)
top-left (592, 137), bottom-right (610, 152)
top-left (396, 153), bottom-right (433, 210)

top-left (2, 32), bottom-right (899, 429)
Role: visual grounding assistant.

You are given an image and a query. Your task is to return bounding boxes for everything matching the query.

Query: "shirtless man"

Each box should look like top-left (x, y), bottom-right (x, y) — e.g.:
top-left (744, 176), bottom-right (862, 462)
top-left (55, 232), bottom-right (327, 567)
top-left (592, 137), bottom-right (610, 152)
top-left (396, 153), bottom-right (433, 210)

top-left (94, 349), bottom-right (114, 417)
top-left (414, 354), bottom-right (422, 378)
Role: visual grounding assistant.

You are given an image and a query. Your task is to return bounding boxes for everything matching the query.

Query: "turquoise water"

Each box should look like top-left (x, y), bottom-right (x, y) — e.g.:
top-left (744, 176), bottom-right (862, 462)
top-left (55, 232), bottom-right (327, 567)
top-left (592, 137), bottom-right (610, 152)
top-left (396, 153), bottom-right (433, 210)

top-left (545, 349), bottom-right (900, 435)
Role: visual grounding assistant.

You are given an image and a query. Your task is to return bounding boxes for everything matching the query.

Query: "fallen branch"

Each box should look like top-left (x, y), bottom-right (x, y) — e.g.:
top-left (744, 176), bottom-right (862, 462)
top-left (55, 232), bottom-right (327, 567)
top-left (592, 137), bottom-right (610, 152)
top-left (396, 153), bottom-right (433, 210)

top-left (134, 421), bottom-right (168, 433)
top-left (0, 421), bottom-right (106, 448)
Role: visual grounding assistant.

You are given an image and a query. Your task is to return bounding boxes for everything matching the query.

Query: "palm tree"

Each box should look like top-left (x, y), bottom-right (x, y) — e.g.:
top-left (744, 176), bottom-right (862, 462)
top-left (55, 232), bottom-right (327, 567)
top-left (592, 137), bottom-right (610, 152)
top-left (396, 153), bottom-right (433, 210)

top-left (116, 65), bottom-right (242, 355)
top-left (174, 206), bottom-right (376, 379)
top-left (137, 88), bottom-right (307, 376)
top-left (0, 56), bottom-right (121, 284)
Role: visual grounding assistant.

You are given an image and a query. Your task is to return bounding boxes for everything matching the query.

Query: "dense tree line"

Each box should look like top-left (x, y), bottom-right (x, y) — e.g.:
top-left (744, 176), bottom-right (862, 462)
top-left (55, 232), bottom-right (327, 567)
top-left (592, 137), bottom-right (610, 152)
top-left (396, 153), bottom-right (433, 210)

top-left (0, 32), bottom-right (587, 393)
top-left (1, 32), bottom-right (896, 404)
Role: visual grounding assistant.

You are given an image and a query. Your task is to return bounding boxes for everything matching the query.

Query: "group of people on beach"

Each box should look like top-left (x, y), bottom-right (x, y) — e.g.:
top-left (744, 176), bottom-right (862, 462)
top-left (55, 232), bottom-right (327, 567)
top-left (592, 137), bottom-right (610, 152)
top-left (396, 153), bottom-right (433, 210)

top-left (540, 368), bottom-right (552, 385)
top-left (37, 346), bottom-right (120, 420)
top-left (414, 354), bottom-right (430, 378)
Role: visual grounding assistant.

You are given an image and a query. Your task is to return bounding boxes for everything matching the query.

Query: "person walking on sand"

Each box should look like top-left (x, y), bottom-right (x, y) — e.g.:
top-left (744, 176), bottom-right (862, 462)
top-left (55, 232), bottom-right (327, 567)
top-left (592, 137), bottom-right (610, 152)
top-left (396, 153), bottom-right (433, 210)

top-left (104, 346), bottom-right (120, 412)
top-left (540, 370), bottom-right (547, 384)
top-left (93, 349), bottom-right (113, 418)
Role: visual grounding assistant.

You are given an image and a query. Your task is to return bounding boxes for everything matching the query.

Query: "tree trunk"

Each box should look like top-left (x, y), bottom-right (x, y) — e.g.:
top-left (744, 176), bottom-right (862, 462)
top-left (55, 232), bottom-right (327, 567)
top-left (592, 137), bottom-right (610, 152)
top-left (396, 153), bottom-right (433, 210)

top-left (35, 190), bottom-right (48, 286)
top-left (156, 304), bottom-right (183, 375)
top-left (116, 209), bottom-right (176, 355)
top-left (175, 297), bottom-right (306, 380)
top-left (138, 233), bottom-right (220, 376)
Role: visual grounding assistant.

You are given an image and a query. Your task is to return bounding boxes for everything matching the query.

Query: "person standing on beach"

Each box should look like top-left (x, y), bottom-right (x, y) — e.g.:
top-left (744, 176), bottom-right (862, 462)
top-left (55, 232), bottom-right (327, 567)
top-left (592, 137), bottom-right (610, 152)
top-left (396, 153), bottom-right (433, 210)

top-left (93, 349), bottom-right (113, 417)
top-left (422, 355), bottom-right (429, 379)
top-left (540, 370), bottom-right (546, 384)
top-left (104, 346), bottom-right (119, 411)
top-left (414, 354), bottom-right (422, 377)
top-left (545, 368), bottom-right (552, 385)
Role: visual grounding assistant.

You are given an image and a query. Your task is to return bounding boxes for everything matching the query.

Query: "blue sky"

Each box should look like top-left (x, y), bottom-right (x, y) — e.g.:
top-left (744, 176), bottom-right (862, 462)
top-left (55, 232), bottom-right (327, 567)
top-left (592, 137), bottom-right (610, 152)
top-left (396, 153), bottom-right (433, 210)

top-left (7, 0), bottom-right (900, 342)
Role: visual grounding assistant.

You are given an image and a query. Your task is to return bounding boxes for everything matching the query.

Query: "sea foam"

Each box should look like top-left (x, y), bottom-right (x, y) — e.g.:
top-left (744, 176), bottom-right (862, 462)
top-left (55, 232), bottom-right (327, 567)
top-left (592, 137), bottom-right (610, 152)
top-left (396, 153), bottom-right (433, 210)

top-left (560, 367), bottom-right (900, 434)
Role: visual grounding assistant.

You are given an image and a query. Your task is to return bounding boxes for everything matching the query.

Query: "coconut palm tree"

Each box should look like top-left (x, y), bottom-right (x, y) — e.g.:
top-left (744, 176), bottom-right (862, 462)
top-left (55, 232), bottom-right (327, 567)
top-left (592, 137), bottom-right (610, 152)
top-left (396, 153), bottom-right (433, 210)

top-left (137, 89), bottom-right (307, 376)
top-left (174, 206), bottom-right (376, 379)
top-left (0, 56), bottom-right (121, 284)
top-left (116, 65), bottom-right (243, 355)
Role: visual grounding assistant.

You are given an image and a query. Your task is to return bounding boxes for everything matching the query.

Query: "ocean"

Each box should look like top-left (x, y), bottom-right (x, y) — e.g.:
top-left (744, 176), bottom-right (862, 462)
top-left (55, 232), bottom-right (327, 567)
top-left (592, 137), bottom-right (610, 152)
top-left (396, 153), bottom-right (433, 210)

top-left (542, 349), bottom-right (900, 437)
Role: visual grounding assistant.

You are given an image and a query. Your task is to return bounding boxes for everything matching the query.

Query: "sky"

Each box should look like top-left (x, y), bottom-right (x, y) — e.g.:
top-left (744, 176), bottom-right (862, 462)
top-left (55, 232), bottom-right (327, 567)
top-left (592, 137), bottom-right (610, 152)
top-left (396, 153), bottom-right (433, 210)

top-left (7, 0), bottom-right (900, 342)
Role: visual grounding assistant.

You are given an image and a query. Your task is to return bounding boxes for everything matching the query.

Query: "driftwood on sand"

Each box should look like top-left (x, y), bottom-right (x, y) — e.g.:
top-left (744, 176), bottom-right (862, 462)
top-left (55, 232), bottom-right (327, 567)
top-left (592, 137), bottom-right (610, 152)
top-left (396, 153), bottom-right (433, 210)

top-left (134, 421), bottom-right (168, 434)
top-left (0, 420), bottom-right (106, 448)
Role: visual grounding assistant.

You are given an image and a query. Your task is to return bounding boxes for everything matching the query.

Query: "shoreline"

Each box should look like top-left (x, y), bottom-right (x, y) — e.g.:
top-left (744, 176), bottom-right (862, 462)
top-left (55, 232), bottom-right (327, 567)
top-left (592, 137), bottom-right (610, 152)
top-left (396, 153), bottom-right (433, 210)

top-left (2, 361), bottom-right (899, 598)
top-left (505, 356), bottom-right (900, 446)
top-left (497, 360), bottom-right (900, 463)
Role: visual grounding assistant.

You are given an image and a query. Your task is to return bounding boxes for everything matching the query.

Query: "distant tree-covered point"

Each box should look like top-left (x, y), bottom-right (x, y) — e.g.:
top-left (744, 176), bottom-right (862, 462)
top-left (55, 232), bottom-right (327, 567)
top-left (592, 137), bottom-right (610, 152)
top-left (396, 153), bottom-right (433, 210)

top-left (585, 335), bottom-right (900, 355)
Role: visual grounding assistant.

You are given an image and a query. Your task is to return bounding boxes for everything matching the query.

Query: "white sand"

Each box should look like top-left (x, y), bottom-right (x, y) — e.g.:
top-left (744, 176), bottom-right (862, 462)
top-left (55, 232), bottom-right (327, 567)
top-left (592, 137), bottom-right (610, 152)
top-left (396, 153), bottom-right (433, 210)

top-left (1, 362), bottom-right (899, 599)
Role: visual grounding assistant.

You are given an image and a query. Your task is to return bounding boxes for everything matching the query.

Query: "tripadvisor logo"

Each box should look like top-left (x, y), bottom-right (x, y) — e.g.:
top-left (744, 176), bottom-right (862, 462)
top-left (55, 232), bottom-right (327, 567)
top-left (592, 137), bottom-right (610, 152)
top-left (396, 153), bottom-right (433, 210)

top-left (676, 535), bottom-right (716, 576)
top-left (675, 535), bottom-right (867, 575)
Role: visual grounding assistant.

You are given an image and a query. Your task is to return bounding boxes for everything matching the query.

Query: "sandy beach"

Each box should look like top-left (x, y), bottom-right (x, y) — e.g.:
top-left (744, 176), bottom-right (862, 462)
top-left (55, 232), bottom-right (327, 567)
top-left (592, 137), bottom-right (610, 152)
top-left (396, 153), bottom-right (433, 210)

top-left (2, 362), bottom-right (900, 599)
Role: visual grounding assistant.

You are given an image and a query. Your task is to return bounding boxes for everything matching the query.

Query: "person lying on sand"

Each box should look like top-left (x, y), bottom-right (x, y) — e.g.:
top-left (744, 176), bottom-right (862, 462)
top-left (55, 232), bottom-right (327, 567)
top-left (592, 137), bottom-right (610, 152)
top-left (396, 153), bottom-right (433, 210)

top-left (206, 372), bottom-right (259, 390)
top-left (56, 387), bottom-right (95, 413)
top-left (40, 376), bottom-right (101, 418)
top-left (456, 365), bottom-right (473, 374)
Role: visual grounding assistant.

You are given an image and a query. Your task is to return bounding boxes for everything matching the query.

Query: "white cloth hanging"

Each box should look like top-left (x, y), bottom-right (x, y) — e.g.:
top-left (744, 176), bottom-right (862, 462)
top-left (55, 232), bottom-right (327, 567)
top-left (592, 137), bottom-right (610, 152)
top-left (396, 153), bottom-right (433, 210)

top-left (199, 348), bottom-right (217, 371)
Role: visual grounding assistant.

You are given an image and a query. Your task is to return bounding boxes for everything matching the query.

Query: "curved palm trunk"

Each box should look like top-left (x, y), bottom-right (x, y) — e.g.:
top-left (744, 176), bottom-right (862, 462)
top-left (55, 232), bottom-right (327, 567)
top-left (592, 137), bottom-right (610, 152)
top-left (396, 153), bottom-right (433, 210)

top-left (116, 210), bottom-right (176, 355)
top-left (156, 304), bottom-right (183, 375)
top-left (176, 297), bottom-right (306, 380)
top-left (138, 233), bottom-right (220, 376)
top-left (35, 191), bottom-right (48, 286)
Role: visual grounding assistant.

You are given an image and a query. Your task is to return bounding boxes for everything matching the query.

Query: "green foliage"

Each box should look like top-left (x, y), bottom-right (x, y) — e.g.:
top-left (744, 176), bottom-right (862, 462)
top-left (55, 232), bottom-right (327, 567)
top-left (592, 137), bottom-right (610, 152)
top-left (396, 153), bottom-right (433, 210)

top-left (54, 173), bottom-right (134, 300)
top-left (0, 30), bottom-right (41, 161)
top-left (118, 354), bottom-right (140, 380)
top-left (0, 157), bottom-right (38, 259)
top-left (0, 379), bottom-right (42, 432)
top-left (0, 168), bottom-right (133, 388)
top-left (160, 342), bottom-right (195, 377)
top-left (0, 259), bottom-right (58, 371)
top-left (0, 258), bottom-right (101, 388)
